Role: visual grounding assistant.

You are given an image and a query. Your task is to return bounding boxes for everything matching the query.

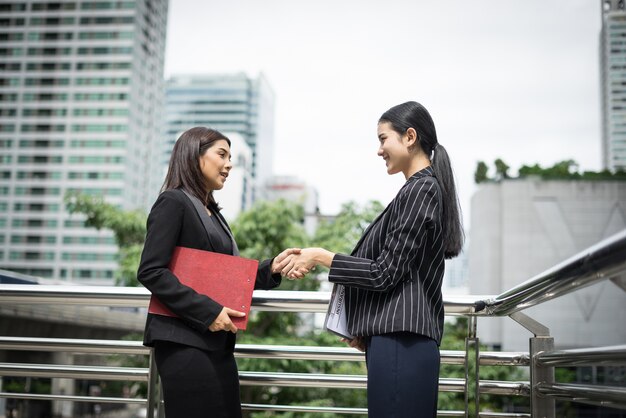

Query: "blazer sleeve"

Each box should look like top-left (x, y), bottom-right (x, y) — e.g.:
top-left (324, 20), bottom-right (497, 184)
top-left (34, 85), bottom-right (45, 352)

top-left (254, 258), bottom-right (282, 290)
top-left (137, 192), bottom-right (223, 332)
top-left (328, 178), bottom-right (439, 292)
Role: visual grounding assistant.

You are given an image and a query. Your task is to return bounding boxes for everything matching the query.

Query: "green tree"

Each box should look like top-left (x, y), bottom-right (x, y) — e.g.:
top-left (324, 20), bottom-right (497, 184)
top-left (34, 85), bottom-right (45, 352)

top-left (64, 192), bottom-right (146, 286)
top-left (474, 161), bottom-right (490, 184)
top-left (312, 201), bottom-right (384, 255)
top-left (494, 158), bottom-right (510, 181)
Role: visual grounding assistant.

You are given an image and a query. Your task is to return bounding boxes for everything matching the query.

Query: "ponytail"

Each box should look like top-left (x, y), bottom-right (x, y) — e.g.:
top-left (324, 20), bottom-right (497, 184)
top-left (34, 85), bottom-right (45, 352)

top-left (431, 144), bottom-right (464, 258)
top-left (379, 101), bottom-right (464, 258)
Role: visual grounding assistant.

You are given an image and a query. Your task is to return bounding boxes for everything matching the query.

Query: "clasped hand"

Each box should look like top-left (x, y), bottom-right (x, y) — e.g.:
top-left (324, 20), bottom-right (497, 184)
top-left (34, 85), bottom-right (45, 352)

top-left (272, 248), bottom-right (318, 279)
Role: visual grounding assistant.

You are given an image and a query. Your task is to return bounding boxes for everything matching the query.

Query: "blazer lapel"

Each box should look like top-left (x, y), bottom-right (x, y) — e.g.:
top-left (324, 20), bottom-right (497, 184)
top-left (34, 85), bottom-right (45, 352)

top-left (213, 210), bottom-right (240, 256)
top-left (181, 189), bottom-right (216, 252)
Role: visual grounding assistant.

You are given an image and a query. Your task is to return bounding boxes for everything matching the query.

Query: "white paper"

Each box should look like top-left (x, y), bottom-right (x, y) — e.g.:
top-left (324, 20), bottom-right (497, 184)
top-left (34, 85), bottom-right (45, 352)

top-left (324, 284), bottom-right (354, 339)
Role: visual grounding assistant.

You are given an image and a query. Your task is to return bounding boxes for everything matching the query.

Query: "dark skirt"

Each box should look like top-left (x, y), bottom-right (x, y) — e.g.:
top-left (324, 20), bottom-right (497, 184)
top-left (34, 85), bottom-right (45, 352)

top-left (366, 332), bottom-right (440, 418)
top-left (154, 340), bottom-right (241, 418)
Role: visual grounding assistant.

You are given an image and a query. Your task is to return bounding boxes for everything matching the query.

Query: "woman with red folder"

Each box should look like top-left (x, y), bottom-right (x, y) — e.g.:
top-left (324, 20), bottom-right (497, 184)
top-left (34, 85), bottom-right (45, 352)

top-left (137, 127), bottom-right (298, 418)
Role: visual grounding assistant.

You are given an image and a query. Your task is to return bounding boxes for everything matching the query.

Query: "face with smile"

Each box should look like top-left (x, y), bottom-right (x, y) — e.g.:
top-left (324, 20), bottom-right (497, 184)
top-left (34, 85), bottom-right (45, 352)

top-left (199, 139), bottom-right (232, 191)
top-left (377, 121), bottom-right (415, 177)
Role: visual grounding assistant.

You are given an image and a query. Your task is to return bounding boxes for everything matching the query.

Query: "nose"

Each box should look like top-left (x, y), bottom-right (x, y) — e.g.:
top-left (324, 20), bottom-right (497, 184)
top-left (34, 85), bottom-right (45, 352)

top-left (225, 159), bottom-right (233, 171)
top-left (377, 145), bottom-right (384, 157)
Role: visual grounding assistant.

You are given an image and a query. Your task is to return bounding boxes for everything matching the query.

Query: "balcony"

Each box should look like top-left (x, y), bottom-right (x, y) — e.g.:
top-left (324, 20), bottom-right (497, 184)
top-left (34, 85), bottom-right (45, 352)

top-left (0, 229), bottom-right (625, 417)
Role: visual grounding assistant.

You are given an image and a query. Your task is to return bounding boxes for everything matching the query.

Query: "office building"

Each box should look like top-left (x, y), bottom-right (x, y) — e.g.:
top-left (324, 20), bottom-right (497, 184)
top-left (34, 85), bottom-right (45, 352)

top-left (263, 175), bottom-right (320, 235)
top-left (0, 0), bottom-right (168, 282)
top-left (468, 179), bottom-right (626, 351)
top-left (601, 0), bottom-right (626, 170)
top-left (164, 73), bottom-right (275, 192)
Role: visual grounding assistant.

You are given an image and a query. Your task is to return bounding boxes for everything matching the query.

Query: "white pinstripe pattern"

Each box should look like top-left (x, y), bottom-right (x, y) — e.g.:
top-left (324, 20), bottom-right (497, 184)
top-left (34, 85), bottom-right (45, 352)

top-left (328, 166), bottom-right (445, 344)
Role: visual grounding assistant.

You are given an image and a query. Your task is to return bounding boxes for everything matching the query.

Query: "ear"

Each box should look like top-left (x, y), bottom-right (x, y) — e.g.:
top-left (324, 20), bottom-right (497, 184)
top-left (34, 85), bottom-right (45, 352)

top-left (405, 127), bottom-right (418, 148)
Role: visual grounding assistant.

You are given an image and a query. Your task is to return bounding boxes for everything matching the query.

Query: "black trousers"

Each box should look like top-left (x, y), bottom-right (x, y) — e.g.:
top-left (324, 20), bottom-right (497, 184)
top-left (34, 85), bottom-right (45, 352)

top-left (154, 340), bottom-right (241, 418)
top-left (365, 332), bottom-right (440, 418)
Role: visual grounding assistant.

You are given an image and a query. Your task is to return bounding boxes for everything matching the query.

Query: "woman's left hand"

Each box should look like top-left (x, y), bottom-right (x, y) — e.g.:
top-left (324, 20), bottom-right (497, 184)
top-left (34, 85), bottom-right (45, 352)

top-left (341, 337), bottom-right (366, 352)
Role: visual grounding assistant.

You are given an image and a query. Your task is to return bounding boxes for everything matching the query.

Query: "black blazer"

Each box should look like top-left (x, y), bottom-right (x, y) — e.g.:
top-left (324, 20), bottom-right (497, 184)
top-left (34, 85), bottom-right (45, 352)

top-left (137, 188), bottom-right (281, 351)
top-left (328, 166), bottom-right (446, 344)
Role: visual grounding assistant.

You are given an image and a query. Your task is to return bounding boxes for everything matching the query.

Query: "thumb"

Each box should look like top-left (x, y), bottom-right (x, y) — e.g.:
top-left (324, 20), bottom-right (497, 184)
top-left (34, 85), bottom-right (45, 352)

top-left (225, 308), bottom-right (246, 317)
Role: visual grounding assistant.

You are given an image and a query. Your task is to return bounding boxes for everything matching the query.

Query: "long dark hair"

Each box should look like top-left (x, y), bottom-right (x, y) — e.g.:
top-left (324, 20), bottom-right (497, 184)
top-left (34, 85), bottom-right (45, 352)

top-left (379, 101), bottom-right (464, 258)
top-left (162, 126), bottom-right (231, 207)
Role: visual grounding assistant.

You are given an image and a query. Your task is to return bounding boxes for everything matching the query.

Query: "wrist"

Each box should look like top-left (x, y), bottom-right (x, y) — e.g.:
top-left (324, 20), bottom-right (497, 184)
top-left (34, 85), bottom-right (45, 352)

top-left (313, 248), bottom-right (334, 268)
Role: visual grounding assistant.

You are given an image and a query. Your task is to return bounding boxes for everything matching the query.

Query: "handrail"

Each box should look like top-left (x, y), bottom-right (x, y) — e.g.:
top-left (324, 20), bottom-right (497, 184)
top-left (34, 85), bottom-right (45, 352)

top-left (535, 345), bottom-right (626, 367)
top-left (0, 285), bottom-right (484, 315)
top-left (0, 363), bottom-right (148, 381)
top-left (0, 336), bottom-right (464, 365)
top-left (535, 382), bottom-right (626, 410)
top-left (477, 229), bottom-right (626, 316)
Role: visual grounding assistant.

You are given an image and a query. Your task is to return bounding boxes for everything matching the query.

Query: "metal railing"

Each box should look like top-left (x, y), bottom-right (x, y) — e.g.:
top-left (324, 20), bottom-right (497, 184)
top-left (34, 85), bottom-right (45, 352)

top-left (0, 229), bottom-right (625, 417)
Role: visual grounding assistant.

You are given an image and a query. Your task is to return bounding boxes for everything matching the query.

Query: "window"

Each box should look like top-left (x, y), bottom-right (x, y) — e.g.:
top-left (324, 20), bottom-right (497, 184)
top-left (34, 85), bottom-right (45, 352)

top-left (73, 92), bottom-right (128, 101)
top-left (76, 61), bottom-right (131, 70)
top-left (71, 124), bottom-right (127, 132)
top-left (0, 3), bottom-right (27, 12)
top-left (78, 31), bottom-right (133, 40)
top-left (0, 109), bottom-right (17, 117)
top-left (0, 93), bottom-right (18, 102)
top-left (0, 124), bottom-right (16, 132)
top-left (0, 18), bottom-right (26, 27)
top-left (31, 2), bottom-right (76, 11)
top-left (77, 46), bottom-right (132, 55)
top-left (70, 139), bottom-right (125, 148)
top-left (12, 219), bottom-right (58, 227)
top-left (20, 124), bottom-right (66, 133)
top-left (80, 1), bottom-right (134, 10)
top-left (73, 108), bottom-right (129, 117)
top-left (22, 109), bottom-right (68, 117)
top-left (79, 16), bottom-right (133, 25)
top-left (23, 93), bottom-right (68, 101)
top-left (75, 77), bottom-right (129, 86)
top-left (17, 155), bottom-right (63, 163)
top-left (27, 47), bottom-right (72, 56)
top-left (19, 139), bottom-right (64, 148)
top-left (0, 48), bottom-right (24, 56)
top-left (68, 172), bottom-right (123, 180)
top-left (27, 32), bottom-right (73, 41)
top-left (25, 78), bottom-right (70, 86)
top-left (26, 62), bottom-right (71, 71)
top-left (14, 187), bottom-right (61, 196)
top-left (16, 171), bottom-right (62, 180)
top-left (29, 17), bottom-right (76, 25)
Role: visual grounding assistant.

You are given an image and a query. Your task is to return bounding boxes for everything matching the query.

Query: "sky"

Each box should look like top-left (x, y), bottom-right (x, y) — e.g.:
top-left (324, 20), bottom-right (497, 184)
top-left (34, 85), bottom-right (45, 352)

top-left (163, 0), bottom-right (603, 226)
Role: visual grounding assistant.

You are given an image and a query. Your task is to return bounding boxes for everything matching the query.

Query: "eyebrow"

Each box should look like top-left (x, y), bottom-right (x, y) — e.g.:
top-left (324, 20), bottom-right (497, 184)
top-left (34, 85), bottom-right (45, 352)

top-left (216, 147), bottom-right (230, 154)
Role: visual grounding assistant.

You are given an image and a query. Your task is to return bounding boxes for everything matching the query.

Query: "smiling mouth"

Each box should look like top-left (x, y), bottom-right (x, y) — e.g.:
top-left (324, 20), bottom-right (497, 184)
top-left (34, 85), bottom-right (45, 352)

top-left (220, 172), bottom-right (229, 179)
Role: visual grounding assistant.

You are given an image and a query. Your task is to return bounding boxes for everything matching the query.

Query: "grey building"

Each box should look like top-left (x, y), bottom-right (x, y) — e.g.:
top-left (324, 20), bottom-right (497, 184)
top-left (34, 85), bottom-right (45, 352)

top-left (163, 73), bottom-right (275, 193)
top-left (469, 179), bottom-right (626, 351)
top-left (601, 0), bottom-right (626, 171)
top-left (0, 0), bottom-right (168, 282)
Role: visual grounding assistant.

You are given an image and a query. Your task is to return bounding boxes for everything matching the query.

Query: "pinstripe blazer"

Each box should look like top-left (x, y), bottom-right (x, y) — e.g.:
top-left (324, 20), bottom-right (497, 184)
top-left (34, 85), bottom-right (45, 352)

top-left (328, 166), bottom-right (445, 344)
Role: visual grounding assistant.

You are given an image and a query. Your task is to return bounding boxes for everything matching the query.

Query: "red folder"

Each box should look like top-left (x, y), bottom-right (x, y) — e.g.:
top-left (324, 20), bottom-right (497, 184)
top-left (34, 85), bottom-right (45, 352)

top-left (148, 246), bottom-right (259, 330)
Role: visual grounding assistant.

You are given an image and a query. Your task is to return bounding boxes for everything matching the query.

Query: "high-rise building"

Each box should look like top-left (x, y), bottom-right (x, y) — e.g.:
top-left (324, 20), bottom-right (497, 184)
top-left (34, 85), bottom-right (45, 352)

top-left (601, 0), bottom-right (626, 171)
top-left (0, 0), bottom-right (168, 282)
top-left (468, 179), bottom-right (626, 351)
top-left (163, 73), bottom-right (275, 191)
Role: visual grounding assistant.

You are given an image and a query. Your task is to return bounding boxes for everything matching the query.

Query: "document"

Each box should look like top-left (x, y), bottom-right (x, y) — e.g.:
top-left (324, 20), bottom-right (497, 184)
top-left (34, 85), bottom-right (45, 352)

top-left (324, 284), bottom-right (354, 339)
top-left (148, 246), bottom-right (259, 330)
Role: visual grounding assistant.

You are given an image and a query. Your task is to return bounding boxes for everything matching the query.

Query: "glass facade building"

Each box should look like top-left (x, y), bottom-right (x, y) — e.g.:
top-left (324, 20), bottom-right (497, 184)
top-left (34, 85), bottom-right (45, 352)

top-left (0, 0), bottom-right (168, 282)
top-left (164, 74), bottom-right (275, 195)
top-left (601, 0), bottom-right (626, 171)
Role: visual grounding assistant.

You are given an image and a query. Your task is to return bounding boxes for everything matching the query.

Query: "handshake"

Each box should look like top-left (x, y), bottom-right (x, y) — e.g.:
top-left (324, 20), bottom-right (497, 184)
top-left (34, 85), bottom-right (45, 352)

top-left (270, 247), bottom-right (335, 279)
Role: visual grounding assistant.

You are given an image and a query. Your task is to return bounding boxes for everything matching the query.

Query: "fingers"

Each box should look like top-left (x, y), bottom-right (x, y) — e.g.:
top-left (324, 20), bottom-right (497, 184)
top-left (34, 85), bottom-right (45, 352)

top-left (208, 307), bottom-right (244, 333)
top-left (272, 254), bottom-right (295, 273)
top-left (224, 307), bottom-right (246, 317)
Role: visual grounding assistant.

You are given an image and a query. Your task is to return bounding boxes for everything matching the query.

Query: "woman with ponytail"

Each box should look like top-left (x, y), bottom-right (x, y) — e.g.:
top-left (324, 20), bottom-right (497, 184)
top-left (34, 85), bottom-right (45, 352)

top-left (281, 101), bottom-right (464, 417)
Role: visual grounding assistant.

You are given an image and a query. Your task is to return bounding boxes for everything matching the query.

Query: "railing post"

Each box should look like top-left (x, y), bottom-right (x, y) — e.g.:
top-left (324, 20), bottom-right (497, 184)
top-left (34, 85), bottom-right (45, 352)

top-left (510, 312), bottom-right (555, 418)
top-left (464, 316), bottom-right (480, 418)
top-left (146, 350), bottom-right (160, 418)
top-left (530, 336), bottom-right (555, 418)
